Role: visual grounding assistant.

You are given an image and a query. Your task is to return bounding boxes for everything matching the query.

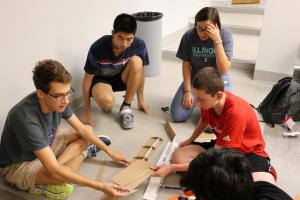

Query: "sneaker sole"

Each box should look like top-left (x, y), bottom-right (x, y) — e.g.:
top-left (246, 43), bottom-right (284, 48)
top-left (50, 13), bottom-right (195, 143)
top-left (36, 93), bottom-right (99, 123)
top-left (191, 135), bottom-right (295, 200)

top-left (121, 124), bottom-right (134, 129)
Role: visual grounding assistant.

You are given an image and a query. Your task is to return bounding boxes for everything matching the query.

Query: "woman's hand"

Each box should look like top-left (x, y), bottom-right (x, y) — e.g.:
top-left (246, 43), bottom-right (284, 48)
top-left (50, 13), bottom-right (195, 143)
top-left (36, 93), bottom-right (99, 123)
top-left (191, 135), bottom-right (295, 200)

top-left (182, 91), bottom-right (193, 109)
top-left (206, 24), bottom-right (222, 43)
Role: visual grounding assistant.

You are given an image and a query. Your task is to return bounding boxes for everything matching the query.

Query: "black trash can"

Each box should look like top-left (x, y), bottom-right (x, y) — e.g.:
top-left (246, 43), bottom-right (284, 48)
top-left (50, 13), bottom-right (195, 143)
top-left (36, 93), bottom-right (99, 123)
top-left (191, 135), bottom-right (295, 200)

top-left (132, 12), bottom-right (163, 77)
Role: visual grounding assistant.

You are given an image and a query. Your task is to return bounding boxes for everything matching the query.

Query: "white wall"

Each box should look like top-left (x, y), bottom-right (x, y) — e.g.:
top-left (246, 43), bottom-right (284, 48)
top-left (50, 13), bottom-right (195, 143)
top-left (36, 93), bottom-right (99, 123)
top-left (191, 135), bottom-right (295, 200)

top-left (0, 0), bottom-right (207, 132)
top-left (254, 0), bottom-right (300, 82)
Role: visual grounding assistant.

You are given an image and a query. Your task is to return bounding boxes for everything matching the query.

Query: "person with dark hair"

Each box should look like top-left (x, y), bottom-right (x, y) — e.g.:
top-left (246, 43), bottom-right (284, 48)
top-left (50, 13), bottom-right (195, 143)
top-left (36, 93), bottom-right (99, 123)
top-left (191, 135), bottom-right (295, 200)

top-left (181, 148), bottom-right (293, 200)
top-left (81, 13), bottom-right (149, 129)
top-left (170, 7), bottom-right (233, 122)
top-left (153, 67), bottom-right (276, 186)
top-left (0, 60), bottom-right (129, 199)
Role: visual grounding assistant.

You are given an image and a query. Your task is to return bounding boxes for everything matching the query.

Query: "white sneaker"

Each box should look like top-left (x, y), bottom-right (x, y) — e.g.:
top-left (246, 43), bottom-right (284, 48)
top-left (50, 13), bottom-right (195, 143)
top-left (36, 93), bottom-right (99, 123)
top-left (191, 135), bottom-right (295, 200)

top-left (119, 105), bottom-right (134, 129)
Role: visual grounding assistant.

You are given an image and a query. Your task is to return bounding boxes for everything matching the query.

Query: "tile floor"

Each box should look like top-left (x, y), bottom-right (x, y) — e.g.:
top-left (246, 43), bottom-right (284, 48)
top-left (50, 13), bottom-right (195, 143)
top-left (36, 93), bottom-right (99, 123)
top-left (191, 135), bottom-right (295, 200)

top-left (0, 58), bottom-right (299, 200)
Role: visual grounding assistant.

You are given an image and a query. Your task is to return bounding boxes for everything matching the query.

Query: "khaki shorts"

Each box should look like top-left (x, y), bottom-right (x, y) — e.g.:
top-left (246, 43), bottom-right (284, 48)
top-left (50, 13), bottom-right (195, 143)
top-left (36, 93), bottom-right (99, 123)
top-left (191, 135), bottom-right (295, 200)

top-left (0, 130), bottom-right (67, 191)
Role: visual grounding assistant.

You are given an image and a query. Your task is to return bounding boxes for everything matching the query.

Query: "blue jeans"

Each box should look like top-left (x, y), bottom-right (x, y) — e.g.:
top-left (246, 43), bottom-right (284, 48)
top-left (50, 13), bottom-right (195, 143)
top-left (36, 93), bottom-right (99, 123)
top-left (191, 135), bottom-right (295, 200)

top-left (170, 74), bottom-right (231, 122)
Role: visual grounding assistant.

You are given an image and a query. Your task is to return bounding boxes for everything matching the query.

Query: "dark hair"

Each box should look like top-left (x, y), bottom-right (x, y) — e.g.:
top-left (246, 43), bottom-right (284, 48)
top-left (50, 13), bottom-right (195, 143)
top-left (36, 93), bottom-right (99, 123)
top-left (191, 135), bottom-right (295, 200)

top-left (194, 7), bottom-right (221, 29)
top-left (113, 13), bottom-right (137, 34)
top-left (32, 59), bottom-right (72, 93)
top-left (180, 148), bottom-right (253, 200)
top-left (192, 67), bottom-right (224, 96)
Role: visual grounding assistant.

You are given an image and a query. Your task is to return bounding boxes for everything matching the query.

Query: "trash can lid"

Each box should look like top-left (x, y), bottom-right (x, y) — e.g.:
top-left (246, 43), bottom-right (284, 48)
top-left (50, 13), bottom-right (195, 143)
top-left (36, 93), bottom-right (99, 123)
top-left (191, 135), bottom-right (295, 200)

top-left (132, 12), bottom-right (163, 22)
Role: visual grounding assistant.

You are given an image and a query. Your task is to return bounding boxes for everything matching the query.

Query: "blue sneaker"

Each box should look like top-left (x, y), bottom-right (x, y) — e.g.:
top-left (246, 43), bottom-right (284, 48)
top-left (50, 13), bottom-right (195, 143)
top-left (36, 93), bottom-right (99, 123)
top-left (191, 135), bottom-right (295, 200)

top-left (87, 135), bottom-right (111, 158)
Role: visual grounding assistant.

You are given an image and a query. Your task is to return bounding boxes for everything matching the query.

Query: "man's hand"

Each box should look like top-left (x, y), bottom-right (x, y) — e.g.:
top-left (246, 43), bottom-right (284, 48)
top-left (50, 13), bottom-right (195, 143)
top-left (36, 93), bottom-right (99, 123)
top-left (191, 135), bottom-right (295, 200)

top-left (80, 111), bottom-right (92, 125)
top-left (138, 101), bottom-right (149, 114)
top-left (151, 164), bottom-right (173, 177)
top-left (110, 151), bottom-right (130, 166)
top-left (182, 92), bottom-right (193, 109)
top-left (101, 183), bottom-right (129, 197)
top-left (179, 138), bottom-right (193, 147)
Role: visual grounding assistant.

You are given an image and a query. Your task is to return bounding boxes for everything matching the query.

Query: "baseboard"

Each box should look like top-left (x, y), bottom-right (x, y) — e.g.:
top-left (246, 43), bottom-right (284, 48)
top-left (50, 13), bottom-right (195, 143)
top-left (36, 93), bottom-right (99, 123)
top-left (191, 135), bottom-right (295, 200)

top-left (223, 24), bottom-right (261, 35)
top-left (214, 5), bottom-right (265, 14)
top-left (253, 69), bottom-right (291, 83)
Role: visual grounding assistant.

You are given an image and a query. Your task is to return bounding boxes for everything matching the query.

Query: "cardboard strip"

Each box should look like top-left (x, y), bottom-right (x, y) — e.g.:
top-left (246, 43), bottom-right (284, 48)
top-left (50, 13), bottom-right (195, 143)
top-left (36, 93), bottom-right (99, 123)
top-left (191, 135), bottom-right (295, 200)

top-left (144, 137), bottom-right (163, 149)
top-left (134, 137), bottom-right (163, 160)
top-left (76, 160), bottom-right (105, 187)
top-left (164, 119), bottom-right (176, 141)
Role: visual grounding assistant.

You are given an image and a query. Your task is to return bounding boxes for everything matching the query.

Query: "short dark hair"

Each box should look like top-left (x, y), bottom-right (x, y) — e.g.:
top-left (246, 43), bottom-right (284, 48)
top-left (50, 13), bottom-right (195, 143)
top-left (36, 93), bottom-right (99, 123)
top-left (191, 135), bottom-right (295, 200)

top-left (195, 7), bottom-right (221, 29)
top-left (32, 59), bottom-right (72, 93)
top-left (113, 13), bottom-right (137, 34)
top-left (180, 148), bottom-right (253, 200)
top-left (192, 67), bottom-right (224, 96)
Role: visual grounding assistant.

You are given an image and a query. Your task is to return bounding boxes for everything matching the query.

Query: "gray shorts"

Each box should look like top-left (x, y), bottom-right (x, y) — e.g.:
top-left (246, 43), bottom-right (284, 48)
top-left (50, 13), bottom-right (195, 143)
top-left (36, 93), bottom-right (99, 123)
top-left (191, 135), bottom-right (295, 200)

top-left (0, 130), bottom-right (67, 191)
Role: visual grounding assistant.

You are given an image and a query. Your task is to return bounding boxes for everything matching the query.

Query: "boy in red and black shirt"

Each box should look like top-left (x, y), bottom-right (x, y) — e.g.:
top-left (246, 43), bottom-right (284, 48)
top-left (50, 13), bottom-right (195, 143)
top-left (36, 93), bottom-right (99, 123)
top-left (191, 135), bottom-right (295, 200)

top-left (153, 67), bottom-right (276, 185)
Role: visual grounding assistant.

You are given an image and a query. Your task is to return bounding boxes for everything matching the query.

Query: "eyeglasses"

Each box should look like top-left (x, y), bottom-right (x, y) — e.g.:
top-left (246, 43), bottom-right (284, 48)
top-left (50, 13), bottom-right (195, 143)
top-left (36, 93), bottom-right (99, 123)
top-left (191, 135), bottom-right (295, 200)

top-left (47, 87), bottom-right (75, 101)
top-left (196, 26), bottom-right (207, 32)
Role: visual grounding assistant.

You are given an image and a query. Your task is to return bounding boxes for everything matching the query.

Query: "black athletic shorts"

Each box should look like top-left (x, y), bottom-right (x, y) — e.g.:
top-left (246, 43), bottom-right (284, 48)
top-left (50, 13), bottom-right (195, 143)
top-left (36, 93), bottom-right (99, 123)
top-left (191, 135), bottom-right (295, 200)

top-left (247, 153), bottom-right (277, 180)
top-left (90, 71), bottom-right (126, 97)
top-left (192, 140), bottom-right (277, 180)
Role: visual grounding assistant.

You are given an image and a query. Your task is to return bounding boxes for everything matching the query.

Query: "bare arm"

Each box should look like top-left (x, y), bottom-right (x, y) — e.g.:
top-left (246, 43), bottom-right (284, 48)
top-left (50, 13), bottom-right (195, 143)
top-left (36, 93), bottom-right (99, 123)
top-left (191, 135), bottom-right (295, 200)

top-left (66, 114), bottom-right (129, 165)
top-left (34, 147), bottom-right (128, 197)
top-left (137, 75), bottom-right (149, 114)
top-left (206, 24), bottom-right (231, 74)
top-left (182, 61), bottom-right (192, 92)
top-left (214, 41), bottom-right (231, 74)
top-left (152, 163), bottom-right (189, 177)
top-left (182, 61), bottom-right (194, 109)
top-left (81, 72), bottom-right (94, 123)
top-left (153, 120), bottom-right (209, 177)
top-left (180, 119), bottom-right (209, 146)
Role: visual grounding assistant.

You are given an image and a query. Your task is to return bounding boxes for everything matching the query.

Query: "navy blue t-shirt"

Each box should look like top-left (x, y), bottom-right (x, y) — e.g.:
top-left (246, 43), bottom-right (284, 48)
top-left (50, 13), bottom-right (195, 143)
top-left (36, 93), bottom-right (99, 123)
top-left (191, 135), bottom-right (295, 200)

top-left (0, 92), bottom-right (73, 167)
top-left (84, 35), bottom-right (149, 77)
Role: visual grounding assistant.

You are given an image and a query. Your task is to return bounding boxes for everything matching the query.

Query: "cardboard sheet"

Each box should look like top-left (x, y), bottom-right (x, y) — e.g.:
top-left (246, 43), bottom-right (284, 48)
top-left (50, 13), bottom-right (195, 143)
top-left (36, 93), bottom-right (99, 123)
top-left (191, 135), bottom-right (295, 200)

top-left (194, 132), bottom-right (216, 143)
top-left (111, 159), bottom-right (154, 191)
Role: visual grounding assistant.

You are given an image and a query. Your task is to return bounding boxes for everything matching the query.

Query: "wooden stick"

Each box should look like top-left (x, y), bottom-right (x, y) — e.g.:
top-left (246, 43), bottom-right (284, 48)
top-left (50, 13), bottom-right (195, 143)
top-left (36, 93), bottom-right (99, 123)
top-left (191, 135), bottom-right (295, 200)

top-left (95, 160), bottom-right (105, 182)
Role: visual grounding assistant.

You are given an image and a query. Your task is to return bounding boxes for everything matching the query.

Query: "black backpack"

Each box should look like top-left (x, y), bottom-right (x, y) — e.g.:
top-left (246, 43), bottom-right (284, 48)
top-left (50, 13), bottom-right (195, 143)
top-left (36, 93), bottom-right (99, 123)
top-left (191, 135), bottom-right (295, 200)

top-left (256, 77), bottom-right (293, 127)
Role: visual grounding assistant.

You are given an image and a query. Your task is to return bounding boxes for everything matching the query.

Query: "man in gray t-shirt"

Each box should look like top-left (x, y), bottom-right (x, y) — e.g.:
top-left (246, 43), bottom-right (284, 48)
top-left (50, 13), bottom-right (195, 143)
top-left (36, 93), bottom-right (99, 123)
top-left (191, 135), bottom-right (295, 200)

top-left (0, 92), bottom-right (73, 167)
top-left (0, 60), bottom-right (130, 199)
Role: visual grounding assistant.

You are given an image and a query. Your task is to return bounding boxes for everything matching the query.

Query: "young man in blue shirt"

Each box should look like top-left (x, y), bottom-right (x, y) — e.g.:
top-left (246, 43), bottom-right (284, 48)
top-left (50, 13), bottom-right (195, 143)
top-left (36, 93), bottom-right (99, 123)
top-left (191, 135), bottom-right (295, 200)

top-left (81, 13), bottom-right (149, 129)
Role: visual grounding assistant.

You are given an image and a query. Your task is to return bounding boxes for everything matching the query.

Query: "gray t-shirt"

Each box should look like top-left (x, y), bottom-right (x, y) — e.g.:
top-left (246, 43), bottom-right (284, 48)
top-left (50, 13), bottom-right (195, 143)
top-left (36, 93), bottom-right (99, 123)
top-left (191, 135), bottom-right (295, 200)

top-left (176, 28), bottom-right (233, 78)
top-left (0, 92), bottom-right (73, 167)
